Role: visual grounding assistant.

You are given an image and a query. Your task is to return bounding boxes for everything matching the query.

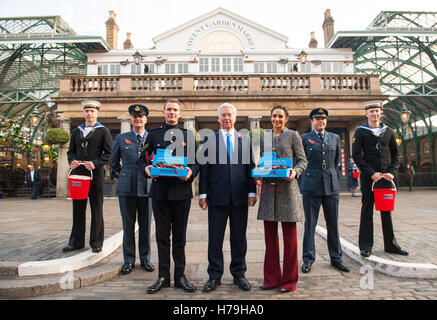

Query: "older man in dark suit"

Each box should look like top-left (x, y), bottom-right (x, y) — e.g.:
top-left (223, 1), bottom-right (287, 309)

top-left (110, 104), bottom-right (154, 275)
top-left (199, 102), bottom-right (257, 293)
top-left (300, 107), bottom-right (350, 274)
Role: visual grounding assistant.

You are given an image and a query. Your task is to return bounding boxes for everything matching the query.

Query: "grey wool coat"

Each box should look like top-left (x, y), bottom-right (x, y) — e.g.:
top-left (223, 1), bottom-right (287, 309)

top-left (257, 127), bottom-right (308, 222)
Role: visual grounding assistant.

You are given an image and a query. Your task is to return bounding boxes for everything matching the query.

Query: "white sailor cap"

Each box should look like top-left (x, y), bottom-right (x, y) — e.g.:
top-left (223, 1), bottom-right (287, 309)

top-left (81, 100), bottom-right (101, 110)
top-left (364, 100), bottom-right (383, 110)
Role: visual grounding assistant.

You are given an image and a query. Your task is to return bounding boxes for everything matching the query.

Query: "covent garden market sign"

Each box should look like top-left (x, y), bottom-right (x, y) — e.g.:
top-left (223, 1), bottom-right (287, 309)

top-left (186, 19), bottom-right (256, 52)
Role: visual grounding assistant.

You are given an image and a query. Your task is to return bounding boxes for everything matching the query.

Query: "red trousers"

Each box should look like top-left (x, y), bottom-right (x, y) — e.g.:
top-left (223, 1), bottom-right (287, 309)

top-left (263, 221), bottom-right (298, 291)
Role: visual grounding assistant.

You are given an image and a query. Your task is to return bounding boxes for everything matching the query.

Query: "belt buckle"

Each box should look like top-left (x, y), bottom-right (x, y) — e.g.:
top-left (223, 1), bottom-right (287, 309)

top-left (322, 163), bottom-right (327, 170)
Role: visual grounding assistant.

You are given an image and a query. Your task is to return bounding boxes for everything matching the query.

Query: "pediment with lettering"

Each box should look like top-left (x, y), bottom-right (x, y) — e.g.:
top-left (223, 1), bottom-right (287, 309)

top-left (152, 7), bottom-right (289, 53)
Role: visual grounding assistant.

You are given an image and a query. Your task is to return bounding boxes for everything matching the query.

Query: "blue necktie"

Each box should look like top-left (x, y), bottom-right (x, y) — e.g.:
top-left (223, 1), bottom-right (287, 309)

top-left (226, 133), bottom-right (232, 160)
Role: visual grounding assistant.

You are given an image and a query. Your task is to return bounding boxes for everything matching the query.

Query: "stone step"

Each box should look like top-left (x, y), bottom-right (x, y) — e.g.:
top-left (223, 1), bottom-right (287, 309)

top-left (0, 248), bottom-right (123, 299)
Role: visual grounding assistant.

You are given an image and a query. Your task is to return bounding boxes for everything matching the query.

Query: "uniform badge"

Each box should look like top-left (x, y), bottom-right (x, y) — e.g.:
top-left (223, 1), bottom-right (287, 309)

top-left (125, 139), bottom-right (131, 144)
top-left (135, 106), bottom-right (140, 112)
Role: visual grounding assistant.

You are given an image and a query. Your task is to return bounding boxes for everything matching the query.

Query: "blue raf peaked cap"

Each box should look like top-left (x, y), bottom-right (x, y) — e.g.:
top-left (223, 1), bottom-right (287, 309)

top-left (310, 107), bottom-right (328, 119)
top-left (128, 104), bottom-right (149, 116)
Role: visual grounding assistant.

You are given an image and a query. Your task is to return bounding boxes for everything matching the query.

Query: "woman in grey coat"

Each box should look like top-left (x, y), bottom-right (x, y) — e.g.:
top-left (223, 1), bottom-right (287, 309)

top-left (256, 105), bottom-right (307, 293)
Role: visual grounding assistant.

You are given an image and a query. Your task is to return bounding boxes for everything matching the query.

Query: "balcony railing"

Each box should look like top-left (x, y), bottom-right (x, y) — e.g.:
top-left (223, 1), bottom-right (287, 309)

top-left (60, 74), bottom-right (381, 95)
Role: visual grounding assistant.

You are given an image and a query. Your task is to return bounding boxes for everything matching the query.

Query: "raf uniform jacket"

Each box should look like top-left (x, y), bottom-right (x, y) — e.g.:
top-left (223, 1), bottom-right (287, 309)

top-left (199, 131), bottom-right (256, 206)
top-left (67, 123), bottom-right (113, 183)
top-left (142, 123), bottom-right (199, 201)
top-left (300, 130), bottom-right (342, 196)
top-left (352, 123), bottom-right (400, 192)
top-left (110, 130), bottom-right (148, 197)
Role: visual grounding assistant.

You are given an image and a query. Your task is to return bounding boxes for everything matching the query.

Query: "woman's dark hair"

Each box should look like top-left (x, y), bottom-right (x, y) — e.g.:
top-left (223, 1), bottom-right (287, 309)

top-left (271, 105), bottom-right (289, 117)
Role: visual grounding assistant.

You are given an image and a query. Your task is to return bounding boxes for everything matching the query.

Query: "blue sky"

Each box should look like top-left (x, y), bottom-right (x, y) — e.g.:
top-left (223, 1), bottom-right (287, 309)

top-left (1, 0), bottom-right (436, 48)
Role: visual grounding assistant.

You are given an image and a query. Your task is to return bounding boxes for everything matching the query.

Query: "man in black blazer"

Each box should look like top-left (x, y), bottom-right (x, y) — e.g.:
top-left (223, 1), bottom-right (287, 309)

top-left (300, 107), bottom-right (350, 274)
top-left (199, 102), bottom-right (257, 293)
top-left (144, 98), bottom-right (199, 294)
top-left (25, 164), bottom-right (40, 199)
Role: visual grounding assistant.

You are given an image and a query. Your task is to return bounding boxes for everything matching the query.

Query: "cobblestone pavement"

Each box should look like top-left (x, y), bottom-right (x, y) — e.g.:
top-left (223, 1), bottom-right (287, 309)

top-left (14, 189), bottom-right (436, 300)
top-left (0, 197), bottom-right (122, 261)
top-left (1, 190), bottom-right (436, 300)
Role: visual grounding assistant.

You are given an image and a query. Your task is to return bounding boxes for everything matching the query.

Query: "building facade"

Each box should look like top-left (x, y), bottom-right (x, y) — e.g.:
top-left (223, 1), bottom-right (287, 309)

top-left (53, 8), bottom-right (385, 197)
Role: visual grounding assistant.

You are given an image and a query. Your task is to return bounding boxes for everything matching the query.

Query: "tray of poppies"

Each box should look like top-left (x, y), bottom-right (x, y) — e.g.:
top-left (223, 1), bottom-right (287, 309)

top-left (150, 149), bottom-right (189, 177)
top-left (252, 152), bottom-right (293, 178)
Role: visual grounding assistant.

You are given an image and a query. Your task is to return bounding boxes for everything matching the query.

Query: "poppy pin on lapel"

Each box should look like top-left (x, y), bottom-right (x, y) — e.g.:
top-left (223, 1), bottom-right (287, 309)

top-left (309, 139), bottom-right (315, 144)
top-left (125, 139), bottom-right (131, 145)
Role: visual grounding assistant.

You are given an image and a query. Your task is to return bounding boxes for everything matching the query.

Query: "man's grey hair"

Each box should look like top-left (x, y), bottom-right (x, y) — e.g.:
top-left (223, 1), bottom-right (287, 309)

top-left (218, 103), bottom-right (238, 117)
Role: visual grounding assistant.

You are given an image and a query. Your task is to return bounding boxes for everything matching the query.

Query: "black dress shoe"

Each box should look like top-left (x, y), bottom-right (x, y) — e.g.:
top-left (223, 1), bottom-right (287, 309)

top-left (147, 277), bottom-right (170, 294)
top-left (62, 245), bottom-right (84, 253)
top-left (385, 248), bottom-right (409, 256)
top-left (301, 262), bottom-right (312, 273)
top-left (233, 277), bottom-right (251, 291)
top-left (92, 247), bottom-right (102, 253)
top-left (202, 279), bottom-right (221, 293)
top-left (121, 263), bottom-right (135, 274)
top-left (360, 249), bottom-right (371, 257)
top-left (175, 276), bottom-right (197, 292)
top-left (331, 261), bottom-right (351, 272)
top-left (140, 260), bottom-right (155, 272)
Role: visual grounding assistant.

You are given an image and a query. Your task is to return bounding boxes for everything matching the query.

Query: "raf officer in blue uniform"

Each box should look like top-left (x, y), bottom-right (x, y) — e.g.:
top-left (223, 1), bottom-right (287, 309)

top-left (110, 104), bottom-right (154, 274)
top-left (300, 107), bottom-right (350, 273)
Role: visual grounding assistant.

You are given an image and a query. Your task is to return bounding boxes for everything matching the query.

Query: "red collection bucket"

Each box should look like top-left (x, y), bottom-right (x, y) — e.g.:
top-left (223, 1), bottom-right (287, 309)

top-left (68, 164), bottom-right (93, 200)
top-left (372, 180), bottom-right (396, 211)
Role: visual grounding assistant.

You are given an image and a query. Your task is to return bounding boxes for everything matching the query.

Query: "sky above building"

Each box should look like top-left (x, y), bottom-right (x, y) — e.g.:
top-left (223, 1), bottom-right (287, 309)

top-left (1, 0), bottom-right (436, 49)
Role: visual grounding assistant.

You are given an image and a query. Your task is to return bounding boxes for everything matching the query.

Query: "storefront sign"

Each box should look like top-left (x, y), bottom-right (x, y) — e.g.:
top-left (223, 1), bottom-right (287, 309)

top-left (186, 19), bottom-right (256, 51)
top-left (0, 146), bottom-right (24, 155)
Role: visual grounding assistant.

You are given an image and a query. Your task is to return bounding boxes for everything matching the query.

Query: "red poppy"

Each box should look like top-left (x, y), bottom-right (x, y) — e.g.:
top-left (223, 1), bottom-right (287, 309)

top-left (125, 139), bottom-right (131, 144)
top-left (238, 135), bottom-right (242, 139)
top-left (182, 141), bottom-right (187, 147)
top-left (278, 138), bottom-right (282, 142)
top-left (309, 139), bottom-right (315, 144)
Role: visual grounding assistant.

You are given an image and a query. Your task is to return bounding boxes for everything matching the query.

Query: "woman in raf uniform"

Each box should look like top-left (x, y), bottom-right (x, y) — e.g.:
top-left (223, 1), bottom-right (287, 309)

top-left (256, 105), bottom-right (307, 293)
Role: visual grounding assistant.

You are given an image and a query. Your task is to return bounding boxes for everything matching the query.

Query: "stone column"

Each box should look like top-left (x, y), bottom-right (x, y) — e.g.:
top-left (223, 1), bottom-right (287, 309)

top-left (56, 116), bottom-right (71, 198)
top-left (249, 116), bottom-right (262, 164)
top-left (118, 116), bottom-right (131, 133)
top-left (182, 116), bottom-right (195, 130)
top-left (182, 116), bottom-right (198, 195)
top-left (248, 116), bottom-right (262, 130)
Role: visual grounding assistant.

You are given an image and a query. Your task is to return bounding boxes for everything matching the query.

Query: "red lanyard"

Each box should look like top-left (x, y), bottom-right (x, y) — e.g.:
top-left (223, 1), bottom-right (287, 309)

top-left (254, 178), bottom-right (287, 197)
